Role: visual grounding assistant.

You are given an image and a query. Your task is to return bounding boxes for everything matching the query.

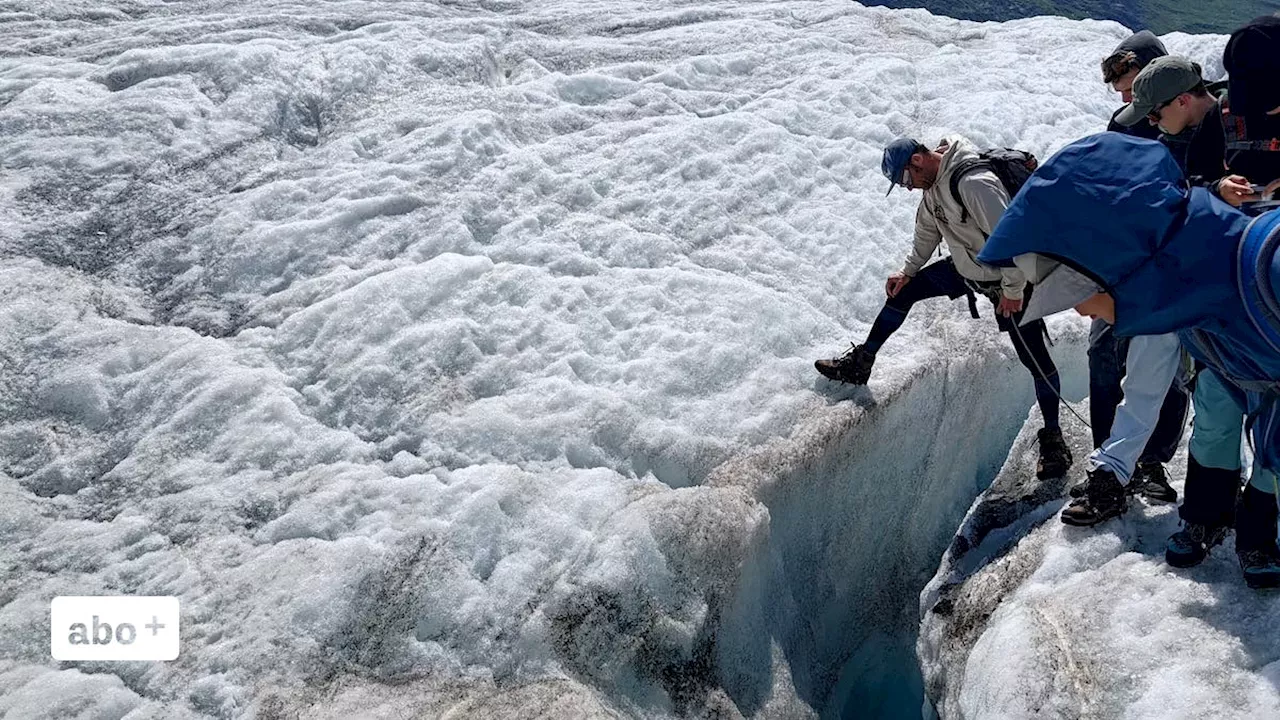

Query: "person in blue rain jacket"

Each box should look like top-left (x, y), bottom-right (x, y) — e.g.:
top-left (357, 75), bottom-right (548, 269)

top-left (976, 132), bottom-right (1280, 588)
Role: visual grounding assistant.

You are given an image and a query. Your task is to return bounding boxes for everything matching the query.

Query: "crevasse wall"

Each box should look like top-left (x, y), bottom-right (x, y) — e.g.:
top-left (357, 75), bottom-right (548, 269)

top-left (710, 327), bottom-right (1087, 718)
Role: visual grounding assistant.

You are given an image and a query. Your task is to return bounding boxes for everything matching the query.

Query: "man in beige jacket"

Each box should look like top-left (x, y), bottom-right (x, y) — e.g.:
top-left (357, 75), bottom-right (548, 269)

top-left (816, 136), bottom-right (1071, 479)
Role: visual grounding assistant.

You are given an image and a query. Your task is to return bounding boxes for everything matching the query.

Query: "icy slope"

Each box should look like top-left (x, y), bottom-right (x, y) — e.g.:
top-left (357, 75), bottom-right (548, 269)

top-left (919, 407), bottom-right (1280, 719)
top-left (0, 0), bottom-right (1231, 717)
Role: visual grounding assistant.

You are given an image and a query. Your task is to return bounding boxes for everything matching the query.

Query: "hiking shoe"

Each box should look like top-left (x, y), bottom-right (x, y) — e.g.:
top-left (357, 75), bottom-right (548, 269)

top-left (1036, 427), bottom-right (1073, 480)
top-left (1060, 469), bottom-right (1126, 527)
top-left (1064, 471), bottom-right (1095, 491)
top-left (1165, 522), bottom-right (1229, 568)
top-left (1238, 549), bottom-right (1280, 589)
top-left (1131, 461), bottom-right (1178, 503)
top-left (815, 343), bottom-right (875, 385)
top-left (1068, 476), bottom-right (1090, 498)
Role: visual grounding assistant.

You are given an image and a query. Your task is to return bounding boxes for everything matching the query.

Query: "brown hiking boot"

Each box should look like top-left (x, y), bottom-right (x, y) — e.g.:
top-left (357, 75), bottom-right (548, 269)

top-left (1061, 469), bottom-right (1127, 527)
top-left (1036, 427), bottom-right (1072, 480)
top-left (815, 344), bottom-right (875, 385)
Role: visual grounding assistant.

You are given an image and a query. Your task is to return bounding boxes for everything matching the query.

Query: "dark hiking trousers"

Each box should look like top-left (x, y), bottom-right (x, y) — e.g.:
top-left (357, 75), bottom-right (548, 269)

top-left (864, 258), bottom-right (1061, 428)
top-left (1088, 318), bottom-right (1190, 459)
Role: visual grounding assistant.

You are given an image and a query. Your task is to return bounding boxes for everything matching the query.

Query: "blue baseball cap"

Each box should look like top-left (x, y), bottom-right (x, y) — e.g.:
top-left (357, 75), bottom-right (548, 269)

top-left (882, 138), bottom-right (920, 196)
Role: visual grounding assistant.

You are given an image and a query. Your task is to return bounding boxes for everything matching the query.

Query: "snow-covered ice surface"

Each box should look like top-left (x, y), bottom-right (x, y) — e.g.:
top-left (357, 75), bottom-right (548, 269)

top-left (920, 406), bottom-right (1280, 720)
top-left (0, 0), bottom-right (1241, 717)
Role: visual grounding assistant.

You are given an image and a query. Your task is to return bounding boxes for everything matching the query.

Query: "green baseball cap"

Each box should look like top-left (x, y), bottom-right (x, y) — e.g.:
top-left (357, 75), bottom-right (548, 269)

top-left (1114, 56), bottom-right (1204, 127)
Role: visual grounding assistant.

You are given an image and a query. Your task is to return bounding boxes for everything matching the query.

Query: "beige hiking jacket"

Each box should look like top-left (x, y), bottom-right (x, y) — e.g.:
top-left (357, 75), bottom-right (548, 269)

top-left (901, 136), bottom-right (1028, 300)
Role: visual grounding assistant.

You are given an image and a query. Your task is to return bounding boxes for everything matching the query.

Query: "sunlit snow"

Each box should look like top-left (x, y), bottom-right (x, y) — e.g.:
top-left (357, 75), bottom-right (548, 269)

top-left (0, 1), bottom-right (1246, 718)
top-left (920, 405), bottom-right (1280, 720)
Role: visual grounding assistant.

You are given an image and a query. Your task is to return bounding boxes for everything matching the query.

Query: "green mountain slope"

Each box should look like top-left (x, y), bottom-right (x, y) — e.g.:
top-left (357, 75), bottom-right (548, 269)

top-left (864, 0), bottom-right (1280, 34)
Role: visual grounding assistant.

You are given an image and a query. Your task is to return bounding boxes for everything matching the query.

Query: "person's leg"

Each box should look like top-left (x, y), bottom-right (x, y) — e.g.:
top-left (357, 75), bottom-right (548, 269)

top-left (1138, 378), bottom-right (1192, 466)
top-left (1238, 399), bottom-right (1280, 588)
top-left (1131, 371), bottom-right (1192, 502)
top-left (1088, 319), bottom-right (1125, 449)
top-left (1236, 462), bottom-right (1280, 588)
top-left (1186, 370), bottom-right (1246, 474)
top-left (1000, 312), bottom-right (1072, 481)
top-left (1248, 464), bottom-right (1280, 493)
top-left (1183, 369), bottom-right (1246, 524)
top-left (862, 259), bottom-right (964, 353)
top-left (816, 259), bottom-right (964, 384)
top-left (860, 308), bottom-right (906, 356)
top-left (1167, 369), bottom-right (1245, 567)
top-left (1004, 317), bottom-right (1061, 431)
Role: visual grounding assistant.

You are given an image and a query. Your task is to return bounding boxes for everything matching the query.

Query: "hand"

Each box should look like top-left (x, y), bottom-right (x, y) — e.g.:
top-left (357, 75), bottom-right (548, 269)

top-left (886, 272), bottom-right (911, 298)
top-left (1218, 175), bottom-right (1257, 207)
top-left (997, 295), bottom-right (1023, 317)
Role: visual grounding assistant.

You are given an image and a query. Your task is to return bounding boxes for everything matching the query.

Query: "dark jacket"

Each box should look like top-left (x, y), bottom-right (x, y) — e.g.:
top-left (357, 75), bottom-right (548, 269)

top-left (1161, 87), bottom-right (1280, 191)
top-left (1222, 105), bottom-right (1280, 186)
top-left (1159, 98), bottom-right (1228, 187)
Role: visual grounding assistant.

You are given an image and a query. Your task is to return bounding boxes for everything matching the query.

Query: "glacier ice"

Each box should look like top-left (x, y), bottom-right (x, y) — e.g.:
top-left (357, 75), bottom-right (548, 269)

top-left (0, 0), bottom-right (1249, 718)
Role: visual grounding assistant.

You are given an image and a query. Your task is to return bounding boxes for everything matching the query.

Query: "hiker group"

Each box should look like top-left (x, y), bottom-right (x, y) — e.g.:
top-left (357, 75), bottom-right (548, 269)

top-left (815, 16), bottom-right (1280, 589)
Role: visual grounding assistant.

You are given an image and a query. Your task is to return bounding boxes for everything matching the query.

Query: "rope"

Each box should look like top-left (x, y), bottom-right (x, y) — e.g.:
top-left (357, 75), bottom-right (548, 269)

top-left (1008, 318), bottom-right (1093, 430)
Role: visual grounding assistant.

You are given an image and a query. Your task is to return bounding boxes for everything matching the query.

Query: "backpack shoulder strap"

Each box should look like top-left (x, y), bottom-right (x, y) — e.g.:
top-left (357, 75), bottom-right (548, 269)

top-left (1184, 329), bottom-right (1279, 395)
top-left (947, 158), bottom-right (988, 225)
top-left (1222, 96), bottom-right (1280, 152)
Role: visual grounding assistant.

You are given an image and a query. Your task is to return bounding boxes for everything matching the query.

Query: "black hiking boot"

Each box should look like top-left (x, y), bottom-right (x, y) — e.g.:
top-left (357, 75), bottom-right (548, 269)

top-left (1238, 549), bottom-right (1280, 589)
top-left (1130, 461), bottom-right (1178, 503)
top-left (1060, 469), bottom-right (1127, 527)
top-left (815, 343), bottom-right (875, 385)
top-left (1036, 427), bottom-right (1072, 480)
top-left (1068, 474), bottom-right (1091, 498)
top-left (1165, 522), bottom-right (1230, 568)
top-left (1235, 484), bottom-right (1280, 589)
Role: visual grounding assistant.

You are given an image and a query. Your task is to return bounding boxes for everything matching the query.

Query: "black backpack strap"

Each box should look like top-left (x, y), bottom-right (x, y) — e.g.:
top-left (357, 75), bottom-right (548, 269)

top-left (1185, 329), bottom-right (1280, 395)
top-left (960, 279), bottom-right (984, 319)
top-left (947, 158), bottom-right (987, 225)
top-left (1222, 96), bottom-right (1280, 153)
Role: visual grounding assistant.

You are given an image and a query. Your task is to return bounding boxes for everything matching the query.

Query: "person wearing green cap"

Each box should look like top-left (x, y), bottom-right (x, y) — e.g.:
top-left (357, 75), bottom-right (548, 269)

top-left (1113, 55), bottom-right (1207, 127)
top-left (1114, 58), bottom-right (1250, 565)
top-left (1115, 54), bottom-right (1271, 207)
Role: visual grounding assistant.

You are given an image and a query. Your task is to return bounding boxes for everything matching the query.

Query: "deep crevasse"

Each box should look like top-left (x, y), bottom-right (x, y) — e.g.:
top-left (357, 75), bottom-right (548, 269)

top-left (0, 1), bottom-right (1239, 717)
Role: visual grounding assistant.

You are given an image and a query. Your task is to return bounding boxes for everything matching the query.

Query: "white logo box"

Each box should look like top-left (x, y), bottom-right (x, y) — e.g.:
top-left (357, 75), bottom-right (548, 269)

top-left (51, 596), bottom-right (180, 661)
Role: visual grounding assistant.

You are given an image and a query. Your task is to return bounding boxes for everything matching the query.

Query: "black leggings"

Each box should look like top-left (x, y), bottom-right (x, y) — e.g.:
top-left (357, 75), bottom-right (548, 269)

top-left (864, 258), bottom-right (1061, 428)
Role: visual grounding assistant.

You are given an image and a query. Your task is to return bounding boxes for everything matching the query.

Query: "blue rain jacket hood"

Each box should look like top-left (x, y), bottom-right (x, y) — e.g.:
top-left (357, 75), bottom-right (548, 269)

top-left (976, 133), bottom-right (1280, 387)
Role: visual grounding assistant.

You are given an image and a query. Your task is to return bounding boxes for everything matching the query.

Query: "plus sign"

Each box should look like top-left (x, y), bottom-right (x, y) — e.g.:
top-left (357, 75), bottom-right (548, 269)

top-left (145, 616), bottom-right (166, 636)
